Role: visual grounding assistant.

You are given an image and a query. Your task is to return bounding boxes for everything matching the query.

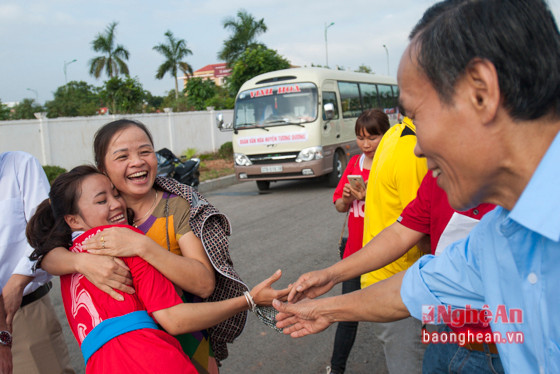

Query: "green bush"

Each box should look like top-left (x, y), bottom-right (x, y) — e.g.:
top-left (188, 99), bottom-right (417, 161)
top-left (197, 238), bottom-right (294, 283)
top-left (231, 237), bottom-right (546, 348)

top-left (181, 148), bottom-right (197, 160)
top-left (218, 141), bottom-right (233, 159)
top-left (194, 142), bottom-right (233, 161)
top-left (198, 153), bottom-right (215, 161)
top-left (43, 165), bottom-right (67, 184)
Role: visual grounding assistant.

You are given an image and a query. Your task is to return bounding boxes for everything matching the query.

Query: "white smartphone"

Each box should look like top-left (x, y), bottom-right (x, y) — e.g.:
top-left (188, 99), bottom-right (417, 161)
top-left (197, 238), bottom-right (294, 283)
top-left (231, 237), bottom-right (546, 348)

top-left (347, 174), bottom-right (366, 189)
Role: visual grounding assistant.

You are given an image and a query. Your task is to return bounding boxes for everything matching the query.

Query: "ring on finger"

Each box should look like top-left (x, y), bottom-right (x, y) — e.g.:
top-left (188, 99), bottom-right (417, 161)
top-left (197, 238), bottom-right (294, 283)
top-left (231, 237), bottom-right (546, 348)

top-left (101, 236), bottom-right (105, 249)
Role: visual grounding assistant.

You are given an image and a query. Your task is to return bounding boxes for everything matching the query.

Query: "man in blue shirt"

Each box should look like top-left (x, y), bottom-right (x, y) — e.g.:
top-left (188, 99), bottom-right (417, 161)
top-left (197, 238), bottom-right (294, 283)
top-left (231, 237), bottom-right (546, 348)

top-left (274, 1), bottom-right (560, 372)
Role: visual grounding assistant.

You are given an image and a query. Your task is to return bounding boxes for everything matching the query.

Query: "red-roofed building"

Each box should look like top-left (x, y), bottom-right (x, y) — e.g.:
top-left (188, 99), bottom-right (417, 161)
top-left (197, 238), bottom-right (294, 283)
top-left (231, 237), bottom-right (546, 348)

top-left (180, 63), bottom-right (231, 89)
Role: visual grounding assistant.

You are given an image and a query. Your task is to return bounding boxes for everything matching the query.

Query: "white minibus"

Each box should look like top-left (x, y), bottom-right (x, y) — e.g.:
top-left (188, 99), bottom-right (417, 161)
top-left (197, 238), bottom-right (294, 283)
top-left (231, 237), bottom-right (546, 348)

top-left (217, 67), bottom-right (399, 191)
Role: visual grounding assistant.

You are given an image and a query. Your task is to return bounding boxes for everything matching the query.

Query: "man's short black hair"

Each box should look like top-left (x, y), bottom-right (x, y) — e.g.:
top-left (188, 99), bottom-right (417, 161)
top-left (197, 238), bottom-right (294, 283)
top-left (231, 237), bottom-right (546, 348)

top-left (410, 0), bottom-right (560, 121)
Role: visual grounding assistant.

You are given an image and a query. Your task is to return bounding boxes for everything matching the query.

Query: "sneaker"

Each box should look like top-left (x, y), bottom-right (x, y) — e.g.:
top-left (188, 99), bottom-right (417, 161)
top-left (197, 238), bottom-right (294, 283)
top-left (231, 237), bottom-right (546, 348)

top-left (326, 366), bottom-right (343, 374)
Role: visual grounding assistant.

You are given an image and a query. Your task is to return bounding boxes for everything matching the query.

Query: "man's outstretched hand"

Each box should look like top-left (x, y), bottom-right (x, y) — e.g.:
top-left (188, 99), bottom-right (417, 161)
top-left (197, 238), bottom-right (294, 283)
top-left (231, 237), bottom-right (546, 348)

top-left (272, 298), bottom-right (333, 338)
top-left (286, 268), bottom-right (336, 303)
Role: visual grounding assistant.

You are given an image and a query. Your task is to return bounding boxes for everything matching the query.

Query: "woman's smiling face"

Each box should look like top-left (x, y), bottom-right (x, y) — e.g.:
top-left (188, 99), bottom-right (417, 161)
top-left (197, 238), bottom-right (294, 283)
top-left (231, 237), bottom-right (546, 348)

top-left (102, 125), bottom-right (158, 201)
top-left (70, 173), bottom-right (128, 230)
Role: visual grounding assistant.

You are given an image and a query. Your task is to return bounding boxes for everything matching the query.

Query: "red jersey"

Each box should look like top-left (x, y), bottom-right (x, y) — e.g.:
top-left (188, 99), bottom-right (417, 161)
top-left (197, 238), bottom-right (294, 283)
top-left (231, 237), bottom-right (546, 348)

top-left (398, 174), bottom-right (497, 340)
top-left (333, 154), bottom-right (371, 258)
top-left (399, 174), bottom-right (495, 255)
top-left (61, 225), bottom-right (196, 373)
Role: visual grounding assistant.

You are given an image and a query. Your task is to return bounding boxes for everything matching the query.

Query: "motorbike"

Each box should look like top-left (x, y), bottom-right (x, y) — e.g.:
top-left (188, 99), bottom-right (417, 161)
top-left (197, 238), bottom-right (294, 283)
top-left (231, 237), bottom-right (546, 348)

top-left (156, 148), bottom-right (200, 189)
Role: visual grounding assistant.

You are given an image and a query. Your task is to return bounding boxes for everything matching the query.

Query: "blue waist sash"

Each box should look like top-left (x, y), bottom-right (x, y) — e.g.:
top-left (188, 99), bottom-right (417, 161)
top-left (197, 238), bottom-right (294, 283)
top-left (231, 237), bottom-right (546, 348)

top-left (81, 310), bottom-right (158, 363)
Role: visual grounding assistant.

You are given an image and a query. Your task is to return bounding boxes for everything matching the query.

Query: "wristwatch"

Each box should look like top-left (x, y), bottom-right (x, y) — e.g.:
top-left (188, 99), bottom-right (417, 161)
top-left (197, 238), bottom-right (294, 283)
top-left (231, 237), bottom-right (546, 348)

top-left (0, 331), bottom-right (12, 348)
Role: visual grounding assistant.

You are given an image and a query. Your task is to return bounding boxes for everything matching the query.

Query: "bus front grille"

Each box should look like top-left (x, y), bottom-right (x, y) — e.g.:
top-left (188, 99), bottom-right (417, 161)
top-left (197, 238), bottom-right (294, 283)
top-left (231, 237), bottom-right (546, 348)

top-left (248, 152), bottom-right (299, 165)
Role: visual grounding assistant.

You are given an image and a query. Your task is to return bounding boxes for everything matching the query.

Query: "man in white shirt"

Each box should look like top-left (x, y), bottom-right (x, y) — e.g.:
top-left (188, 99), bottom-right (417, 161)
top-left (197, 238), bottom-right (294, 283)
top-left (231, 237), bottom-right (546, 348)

top-left (0, 295), bottom-right (11, 374)
top-left (0, 151), bottom-right (74, 374)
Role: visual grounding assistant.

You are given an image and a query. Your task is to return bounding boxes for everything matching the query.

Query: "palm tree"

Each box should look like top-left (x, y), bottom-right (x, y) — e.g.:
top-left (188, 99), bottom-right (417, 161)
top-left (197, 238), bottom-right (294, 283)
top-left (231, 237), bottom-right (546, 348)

top-left (89, 22), bottom-right (130, 79)
top-left (153, 30), bottom-right (193, 100)
top-left (218, 9), bottom-right (267, 66)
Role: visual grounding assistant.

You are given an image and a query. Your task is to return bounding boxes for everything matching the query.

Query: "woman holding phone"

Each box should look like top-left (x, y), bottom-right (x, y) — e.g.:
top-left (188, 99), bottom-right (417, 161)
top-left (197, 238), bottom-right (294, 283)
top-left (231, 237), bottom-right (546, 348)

top-left (327, 109), bottom-right (390, 374)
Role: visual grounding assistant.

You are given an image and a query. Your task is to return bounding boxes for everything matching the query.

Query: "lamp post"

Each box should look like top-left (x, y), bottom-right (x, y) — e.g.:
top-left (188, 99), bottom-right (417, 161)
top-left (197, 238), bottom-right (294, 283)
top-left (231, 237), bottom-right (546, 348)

top-left (26, 88), bottom-right (38, 102)
top-left (34, 112), bottom-right (51, 165)
top-left (64, 59), bottom-right (77, 83)
top-left (382, 44), bottom-right (390, 76)
top-left (324, 22), bottom-right (335, 67)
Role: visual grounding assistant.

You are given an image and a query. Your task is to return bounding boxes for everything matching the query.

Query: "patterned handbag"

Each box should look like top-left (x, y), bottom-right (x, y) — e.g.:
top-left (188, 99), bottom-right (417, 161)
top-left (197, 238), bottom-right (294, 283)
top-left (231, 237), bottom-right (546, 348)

top-left (155, 177), bottom-right (282, 362)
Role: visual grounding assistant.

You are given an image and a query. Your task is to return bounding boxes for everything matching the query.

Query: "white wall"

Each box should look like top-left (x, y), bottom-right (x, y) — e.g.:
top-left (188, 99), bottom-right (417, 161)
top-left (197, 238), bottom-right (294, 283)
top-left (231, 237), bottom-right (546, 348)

top-left (0, 110), bottom-right (233, 170)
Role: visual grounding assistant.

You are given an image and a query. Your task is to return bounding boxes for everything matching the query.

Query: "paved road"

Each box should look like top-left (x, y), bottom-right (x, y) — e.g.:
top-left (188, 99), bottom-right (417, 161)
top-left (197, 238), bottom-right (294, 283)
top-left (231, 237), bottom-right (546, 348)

top-left (51, 178), bottom-right (389, 373)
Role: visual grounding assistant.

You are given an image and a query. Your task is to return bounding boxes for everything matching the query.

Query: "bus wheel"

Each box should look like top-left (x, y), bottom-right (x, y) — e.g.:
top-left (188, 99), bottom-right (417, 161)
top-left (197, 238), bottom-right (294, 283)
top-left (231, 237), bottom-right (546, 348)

top-left (326, 151), bottom-right (346, 187)
top-left (256, 180), bottom-right (270, 191)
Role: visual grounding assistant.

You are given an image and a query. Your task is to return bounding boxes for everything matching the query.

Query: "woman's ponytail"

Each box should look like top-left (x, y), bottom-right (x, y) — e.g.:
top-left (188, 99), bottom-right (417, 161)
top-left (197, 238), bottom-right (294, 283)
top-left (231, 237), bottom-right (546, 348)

top-left (27, 165), bottom-right (101, 267)
top-left (27, 198), bottom-right (72, 267)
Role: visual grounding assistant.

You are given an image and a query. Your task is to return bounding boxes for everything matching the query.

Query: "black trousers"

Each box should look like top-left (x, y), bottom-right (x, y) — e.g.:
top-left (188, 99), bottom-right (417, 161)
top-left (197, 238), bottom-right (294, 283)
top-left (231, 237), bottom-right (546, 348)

top-left (329, 276), bottom-right (361, 373)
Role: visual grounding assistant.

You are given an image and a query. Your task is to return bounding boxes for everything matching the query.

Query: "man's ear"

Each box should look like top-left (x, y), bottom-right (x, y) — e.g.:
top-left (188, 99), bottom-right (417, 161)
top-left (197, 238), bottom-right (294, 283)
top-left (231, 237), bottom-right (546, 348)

top-left (65, 214), bottom-right (84, 231)
top-left (464, 58), bottom-right (500, 125)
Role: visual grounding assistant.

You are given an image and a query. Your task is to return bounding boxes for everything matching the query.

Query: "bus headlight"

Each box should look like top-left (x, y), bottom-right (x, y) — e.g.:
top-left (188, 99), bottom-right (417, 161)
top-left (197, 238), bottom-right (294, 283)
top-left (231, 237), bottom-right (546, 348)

top-left (234, 153), bottom-right (253, 166)
top-left (296, 146), bottom-right (324, 162)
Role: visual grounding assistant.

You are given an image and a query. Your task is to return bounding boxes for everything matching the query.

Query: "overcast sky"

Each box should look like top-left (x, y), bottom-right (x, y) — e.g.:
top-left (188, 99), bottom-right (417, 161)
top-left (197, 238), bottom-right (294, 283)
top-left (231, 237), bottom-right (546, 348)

top-left (2, 0), bottom-right (560, 104)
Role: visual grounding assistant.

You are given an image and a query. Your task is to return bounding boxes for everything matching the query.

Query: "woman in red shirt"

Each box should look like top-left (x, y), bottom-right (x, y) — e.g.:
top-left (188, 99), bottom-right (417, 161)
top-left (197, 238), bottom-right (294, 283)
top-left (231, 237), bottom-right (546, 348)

top-left (27, 165), bottom-right (288, 373)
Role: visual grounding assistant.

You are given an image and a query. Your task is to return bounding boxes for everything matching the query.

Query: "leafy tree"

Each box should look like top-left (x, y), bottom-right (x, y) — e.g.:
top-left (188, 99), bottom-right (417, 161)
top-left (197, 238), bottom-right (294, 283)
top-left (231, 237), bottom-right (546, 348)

top-left (153, 30), bottom-right (194, 100)
top-left (206, 85), bottom-right (235, 110)
top-left (162, 90), bottom-right (191, 112)
top-left (185, 77), bottom-right (217, 110)
top-left (99, 76), bottom-right (144, 114)
top-left (355, 65), bottom-right (373, 74)
top-left (89, 21), bottom-right (130, 79)
top-left (11, 99), bottom-right (44, 120)
top-left (218, 9), bottom-right (267, 66)
top-left (45, 81), bottom-right (100, 118)
top-left (143, 91), bottom-right (165, 113)
top-left (227, 45), bottom-right (290, 95)
top-left (183, 78), bottom-right (234, 111)
top-left (0, 100), bottom-right (10, 120)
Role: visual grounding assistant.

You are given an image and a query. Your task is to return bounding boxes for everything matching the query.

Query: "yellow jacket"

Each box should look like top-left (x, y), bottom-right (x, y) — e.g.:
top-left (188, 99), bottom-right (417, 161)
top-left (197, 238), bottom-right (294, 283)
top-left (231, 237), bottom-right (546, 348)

top-left (361, 117), bottom-right (428, 287)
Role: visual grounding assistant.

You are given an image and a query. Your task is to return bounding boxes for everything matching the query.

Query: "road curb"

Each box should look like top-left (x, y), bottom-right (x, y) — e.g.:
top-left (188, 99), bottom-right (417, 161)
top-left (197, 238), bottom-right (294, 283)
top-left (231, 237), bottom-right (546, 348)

top-left (198, 174), bottom-right (238, 193)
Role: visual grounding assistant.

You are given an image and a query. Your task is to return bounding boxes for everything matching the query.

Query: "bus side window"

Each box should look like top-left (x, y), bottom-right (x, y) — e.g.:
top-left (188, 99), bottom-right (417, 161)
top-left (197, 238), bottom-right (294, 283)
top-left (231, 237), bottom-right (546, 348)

top-left (376, 84), bottom-right (400, 122)
top-left (338, 82), bottom-right (362, 118)
top-left (392, 85), bottom-right (400, 120)
top-left (378, 84), bottom-right (396, 112)
top-left (322, 91), bottom-right (339, 120)
top-left (392, 85), bottom-right (400, 107)
top-left (359, 83), bottom-right (379, 110)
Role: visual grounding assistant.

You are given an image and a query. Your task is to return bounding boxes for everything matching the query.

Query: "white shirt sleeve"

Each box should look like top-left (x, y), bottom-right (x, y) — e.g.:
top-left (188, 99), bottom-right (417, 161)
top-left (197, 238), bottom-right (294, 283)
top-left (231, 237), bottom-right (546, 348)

top-left (11, 154), bottom-right (51, 283)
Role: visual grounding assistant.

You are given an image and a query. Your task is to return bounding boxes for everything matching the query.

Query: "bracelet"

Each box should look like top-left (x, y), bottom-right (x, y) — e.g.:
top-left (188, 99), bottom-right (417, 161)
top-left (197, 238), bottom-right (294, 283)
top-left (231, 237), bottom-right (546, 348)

top-left (243, 291), bottom-right (256, 312)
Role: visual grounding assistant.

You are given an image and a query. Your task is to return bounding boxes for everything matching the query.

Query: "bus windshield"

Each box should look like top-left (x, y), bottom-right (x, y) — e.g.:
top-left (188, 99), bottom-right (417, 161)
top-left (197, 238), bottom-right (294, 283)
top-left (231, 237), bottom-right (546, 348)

top-left (234, 82), bottom-right (318, 129)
